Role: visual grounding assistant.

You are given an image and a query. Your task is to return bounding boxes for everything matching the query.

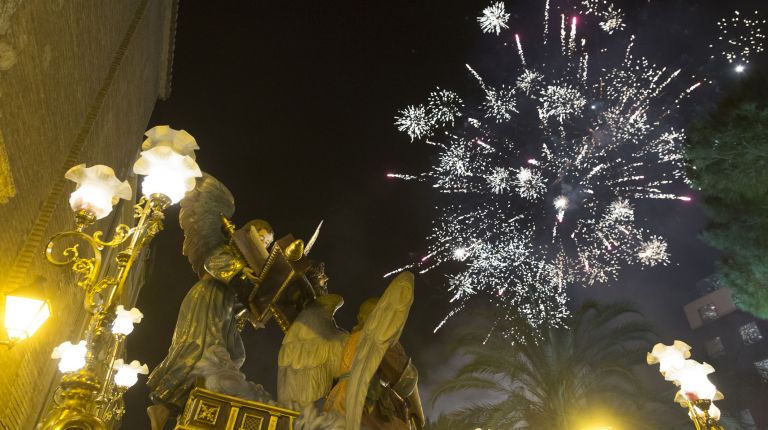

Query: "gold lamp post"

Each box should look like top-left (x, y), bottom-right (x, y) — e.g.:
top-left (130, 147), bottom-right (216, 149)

top-left (38, 126), bottom-right (202, 430)
top-left (647, 341), bottom-right (726, 430)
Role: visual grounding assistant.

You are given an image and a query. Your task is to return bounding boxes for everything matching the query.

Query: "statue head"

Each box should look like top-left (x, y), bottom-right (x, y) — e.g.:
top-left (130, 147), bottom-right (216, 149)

top-left (240, 219), bottom-right (274, 247)
top-left (353, 297), bottom-right (380, 332)
top-left (307, 261), bottom-right (329, 294)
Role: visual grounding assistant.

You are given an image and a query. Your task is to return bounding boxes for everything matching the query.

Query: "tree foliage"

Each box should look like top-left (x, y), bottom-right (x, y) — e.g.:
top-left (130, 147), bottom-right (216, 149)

top-left (427, 301), bottom-right (683, 430)
top-left (686, 69), bottom-right (768, 317)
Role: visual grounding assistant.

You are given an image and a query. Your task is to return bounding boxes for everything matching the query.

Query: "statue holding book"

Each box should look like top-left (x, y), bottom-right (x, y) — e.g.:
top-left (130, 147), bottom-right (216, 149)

top-left (146, 173), bottom-right (424, 430)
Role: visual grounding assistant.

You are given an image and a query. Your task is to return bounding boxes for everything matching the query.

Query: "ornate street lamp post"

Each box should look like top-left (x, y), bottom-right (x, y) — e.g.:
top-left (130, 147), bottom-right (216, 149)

top-left (647, 341), bottom-right (726, 430)
top-left (38, 126), bottom-right (201, 430)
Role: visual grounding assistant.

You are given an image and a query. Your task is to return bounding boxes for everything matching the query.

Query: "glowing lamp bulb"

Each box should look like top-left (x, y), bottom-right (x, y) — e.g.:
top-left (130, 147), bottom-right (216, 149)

top-left (64, 164), bottom-right (132, 220)
top-left (133, 126), bottom-right (202, 203)
top-left (647, 340), bottom-right (691, 377)
top-left (133, 147), bottom-right (201, 203)
top-left (3, 287), bottom-right (51, 342)
top-left (113, 359), bottom-right (149, 388)
top-left (51, 340), bottom-right (88, 373)
top-left (735, 64), bottom-right (745, 73)
top-left (675, 360), bottom-right (718, 401)
top-left (111, 305), bottom-right (144, 336)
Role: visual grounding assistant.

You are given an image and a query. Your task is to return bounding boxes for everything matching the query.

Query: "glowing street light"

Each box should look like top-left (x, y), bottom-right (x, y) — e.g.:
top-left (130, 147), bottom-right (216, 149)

top-left (38, 126), bottom-right (203, 430)
top-left (2, 281), bottom-right (51, 345)
top-left (51, 340), bottom-right (88, 373)
top-left (111, 306), bottom-right (144, 336)
top-left (648, 340), bottom-right (724, 430)
top-left (112, 359), bottom-right (149, 388)
top-left (132, 125), bottom-right (202, 203)
top-left (673, 360), bottom-right (720, 402)
top-left (65, 164), bottom-right (132, 221)
top-left (647, 340), bottom-right (691, 377)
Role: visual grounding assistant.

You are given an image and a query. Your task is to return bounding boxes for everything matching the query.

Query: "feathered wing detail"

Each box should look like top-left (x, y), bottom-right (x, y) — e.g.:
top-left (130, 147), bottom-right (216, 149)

top-left (179, 173), bottom-right (235, 277)
top-left (345, 272), bottom-right (415, 430)
top-left (277, 295), bottom-right (349, 406)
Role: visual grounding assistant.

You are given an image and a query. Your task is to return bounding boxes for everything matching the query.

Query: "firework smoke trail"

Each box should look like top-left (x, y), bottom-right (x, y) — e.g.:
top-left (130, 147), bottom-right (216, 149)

top-left (389, 1), bottom-right (764, 334)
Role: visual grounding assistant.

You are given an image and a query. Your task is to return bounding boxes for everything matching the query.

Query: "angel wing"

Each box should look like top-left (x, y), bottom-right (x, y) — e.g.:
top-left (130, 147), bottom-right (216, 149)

top-left (278, 294), bottom-right (349, 406)
top-left (345, 271), bottom-right (415, 430)
top-left (179, 173), bottom-right (235, 277)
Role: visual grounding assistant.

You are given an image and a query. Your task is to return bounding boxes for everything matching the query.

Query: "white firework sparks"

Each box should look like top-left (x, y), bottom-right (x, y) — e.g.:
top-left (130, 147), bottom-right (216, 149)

top-left (486, 167), bottom-right (511, 194)
top-left (538, 84), bottom-right (587, 122)
top-left (607, 198), bottom-right (634, 222)
top-left (428, 88), bottom-right (463, 126)
top-left (637, 236), bottom-right (670, 266)
top-left (478, 2), bottom-right (510, 35)
top-left (711, 10), bottom-right (767, 65)
top-left (394, 105), bottom-right (430, 141)
top-left (516, 69), bottom-right (544, 95)
top-left (581, 0), bottom-right (626, 34)
top-left (483, 85), bottom-right (518, 122)
top-left (389, 0), bottom-right (723, 333)
top-left (515, 167), bottom-right (546, 200)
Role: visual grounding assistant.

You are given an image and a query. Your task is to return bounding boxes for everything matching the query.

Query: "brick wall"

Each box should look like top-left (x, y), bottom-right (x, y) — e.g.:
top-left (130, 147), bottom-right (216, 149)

top-left (0, 0), bottom-right (176, 428)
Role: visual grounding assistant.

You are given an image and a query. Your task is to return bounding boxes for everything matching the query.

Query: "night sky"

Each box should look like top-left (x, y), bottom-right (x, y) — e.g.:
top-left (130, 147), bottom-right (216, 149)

top-left (124, 0), bottom-right (766, 427)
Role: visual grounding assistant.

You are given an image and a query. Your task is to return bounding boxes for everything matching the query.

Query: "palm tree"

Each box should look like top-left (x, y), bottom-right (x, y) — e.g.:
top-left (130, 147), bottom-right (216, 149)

top-left (430, 300), bottom-right (671, 429)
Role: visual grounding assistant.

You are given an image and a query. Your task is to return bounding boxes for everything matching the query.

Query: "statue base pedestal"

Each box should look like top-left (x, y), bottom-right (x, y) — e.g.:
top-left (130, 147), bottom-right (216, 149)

top-left (175, 387), bottom-right (299, 430)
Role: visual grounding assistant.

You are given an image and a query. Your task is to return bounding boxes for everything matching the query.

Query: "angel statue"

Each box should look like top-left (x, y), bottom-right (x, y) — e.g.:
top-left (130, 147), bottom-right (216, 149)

top-left (278, 271), bottom-right (426, 430)
top-left (146, 173), bottom-right (274, 430)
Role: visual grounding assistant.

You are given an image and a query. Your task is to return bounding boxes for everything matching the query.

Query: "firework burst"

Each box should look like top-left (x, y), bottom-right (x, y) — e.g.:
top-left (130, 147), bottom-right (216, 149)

top-left (478, 2), bottom-right (510, 35)
top-left (711, 10), bottom-right (766, 67)
top-left (581, 0), bottom-right (626, 34)
top-left (387, 0), bottom-right (723, 333)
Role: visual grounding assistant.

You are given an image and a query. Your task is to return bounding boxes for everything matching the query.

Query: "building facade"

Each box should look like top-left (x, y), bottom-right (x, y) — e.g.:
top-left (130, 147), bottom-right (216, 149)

top-left (683, 279), bottom-right (768, 429)
top-left (0, 0), bottom-right (177, 428)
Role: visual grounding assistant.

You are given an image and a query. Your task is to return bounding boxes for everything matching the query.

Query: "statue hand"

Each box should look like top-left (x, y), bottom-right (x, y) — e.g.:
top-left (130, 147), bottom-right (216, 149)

top-left (241, 266), bottom-right (260, 284)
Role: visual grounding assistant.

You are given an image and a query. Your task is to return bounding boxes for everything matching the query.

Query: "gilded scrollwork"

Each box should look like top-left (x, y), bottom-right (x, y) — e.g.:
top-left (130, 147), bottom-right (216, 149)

top-left (92, 224), bottom-right (133, 248)
top-left (133, 196), bottom-right (148, 219)
top-left (46, 232), bottom-right (103, 291)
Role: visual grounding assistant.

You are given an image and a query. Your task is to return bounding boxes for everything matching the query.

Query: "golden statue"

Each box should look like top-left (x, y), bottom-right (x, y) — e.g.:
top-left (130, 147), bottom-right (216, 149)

top-left (278, 272), bottom-right (426, 430)
top-left (146, 174), bottom-right (274, 430)
top-left (144, 173), bottom-right (424, 430)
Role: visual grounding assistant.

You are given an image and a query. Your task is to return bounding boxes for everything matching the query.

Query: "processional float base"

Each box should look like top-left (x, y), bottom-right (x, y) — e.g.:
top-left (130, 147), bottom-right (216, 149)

top-left (175, 387), bottom-right (299, 430)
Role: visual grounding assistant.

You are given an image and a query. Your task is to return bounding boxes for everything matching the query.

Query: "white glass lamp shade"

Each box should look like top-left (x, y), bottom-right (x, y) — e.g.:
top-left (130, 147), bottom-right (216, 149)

top-left (51, 340), bottom-right (88, 373)
top-left (113, 359), bottom-right (149, 388)
top-left (133, 126), bottom-right (202, 203)
top-left (65, 164), bottom-right (132, 220)
top-left (111, 305), bottom-right (144, 336)
top-left (647, 340), bottom-right (691, 376)
top-left (3, 294), bottom-right (50, 341)
top-left (141, 125), bottom-right (199, 158)
top-left (674, 360), bottom-right (720, 401)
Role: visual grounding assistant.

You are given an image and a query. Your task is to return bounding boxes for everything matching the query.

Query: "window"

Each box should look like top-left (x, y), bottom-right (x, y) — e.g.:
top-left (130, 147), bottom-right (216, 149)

top-left (740, 322), bottom-right (763, 345)
top-left (698, 303), bottom-right (718, 322)
top-left (705, 337), bottom-right (725, 358)
top-left (754, 358), bottom-right (768, 381)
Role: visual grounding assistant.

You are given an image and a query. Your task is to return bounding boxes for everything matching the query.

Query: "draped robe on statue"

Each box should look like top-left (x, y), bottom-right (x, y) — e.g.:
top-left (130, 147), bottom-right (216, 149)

top-left (147, 244), bottom-right (247, 410)
top-left (324, 331), bottom-right (417, 430)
